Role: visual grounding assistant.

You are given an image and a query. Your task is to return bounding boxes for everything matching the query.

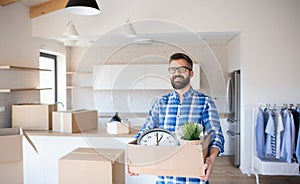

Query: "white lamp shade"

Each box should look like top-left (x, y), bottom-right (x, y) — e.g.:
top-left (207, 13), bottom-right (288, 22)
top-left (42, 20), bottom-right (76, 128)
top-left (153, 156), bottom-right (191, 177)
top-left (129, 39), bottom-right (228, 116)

top-left (124, 19), bottom-right (137, 37)
top-left (63, 21), bottom-right (79, 39)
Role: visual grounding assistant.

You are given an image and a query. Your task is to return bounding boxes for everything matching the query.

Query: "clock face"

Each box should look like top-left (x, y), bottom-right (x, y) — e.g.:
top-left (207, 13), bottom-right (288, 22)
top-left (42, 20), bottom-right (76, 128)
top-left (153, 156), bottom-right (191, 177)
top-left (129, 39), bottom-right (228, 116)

top-left (137, 128), bottom-right (178, 146)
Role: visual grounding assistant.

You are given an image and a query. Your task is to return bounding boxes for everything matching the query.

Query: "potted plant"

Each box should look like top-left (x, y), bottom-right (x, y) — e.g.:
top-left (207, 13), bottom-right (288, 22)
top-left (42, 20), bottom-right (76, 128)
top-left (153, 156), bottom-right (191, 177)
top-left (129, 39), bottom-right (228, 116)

top-left (180, 122), bottom-right (204, 145)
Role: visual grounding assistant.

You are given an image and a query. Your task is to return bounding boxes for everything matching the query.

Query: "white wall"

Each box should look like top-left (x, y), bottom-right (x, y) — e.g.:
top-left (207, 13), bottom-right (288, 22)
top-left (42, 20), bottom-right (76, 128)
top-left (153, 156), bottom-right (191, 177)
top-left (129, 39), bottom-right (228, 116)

top-left (237, 1), bottom-right (300, 173)
top-left (0, 4), bottom-right (67, 127)
top-left (0, 3), bottom-right (37, 127)
top-left (227, 35), bottom-right (240, 73)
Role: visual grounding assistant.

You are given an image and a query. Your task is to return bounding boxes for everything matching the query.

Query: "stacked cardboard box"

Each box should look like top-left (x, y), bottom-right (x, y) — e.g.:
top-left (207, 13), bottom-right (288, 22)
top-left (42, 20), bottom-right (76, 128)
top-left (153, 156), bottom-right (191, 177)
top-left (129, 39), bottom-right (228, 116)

top-left (52, 110), bottom-right (98, 133)
top-left (127, 136), bottom-right (210, 178)
top-left (12, 103), bottom-right (57, 130)
top-left (0, 128), bottom-right (24, 184)
top-left (59, 148), bottom-right (125, 184)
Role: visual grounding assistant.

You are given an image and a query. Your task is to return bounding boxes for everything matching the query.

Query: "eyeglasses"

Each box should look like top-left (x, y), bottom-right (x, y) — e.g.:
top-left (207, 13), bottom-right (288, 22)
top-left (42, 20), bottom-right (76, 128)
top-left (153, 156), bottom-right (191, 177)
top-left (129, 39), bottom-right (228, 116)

top-left (168, 66), bottom-right (191, 74)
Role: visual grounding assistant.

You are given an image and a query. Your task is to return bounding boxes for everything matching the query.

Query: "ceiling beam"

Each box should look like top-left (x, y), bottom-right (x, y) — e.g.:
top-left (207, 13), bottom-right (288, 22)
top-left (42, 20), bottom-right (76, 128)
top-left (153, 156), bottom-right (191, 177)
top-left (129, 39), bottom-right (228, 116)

top-left (30, 0), bottom-right (68, 18)
top-left (0, 0), bottom-right (20, 6)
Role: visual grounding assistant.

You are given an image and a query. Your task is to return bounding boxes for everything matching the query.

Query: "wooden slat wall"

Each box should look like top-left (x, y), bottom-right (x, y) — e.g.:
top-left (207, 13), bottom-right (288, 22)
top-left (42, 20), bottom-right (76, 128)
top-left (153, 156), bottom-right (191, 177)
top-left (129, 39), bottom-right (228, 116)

top-left (30, 0), bottom-right (68, 18)
top-left (0, 0), bottom-right (20, 6)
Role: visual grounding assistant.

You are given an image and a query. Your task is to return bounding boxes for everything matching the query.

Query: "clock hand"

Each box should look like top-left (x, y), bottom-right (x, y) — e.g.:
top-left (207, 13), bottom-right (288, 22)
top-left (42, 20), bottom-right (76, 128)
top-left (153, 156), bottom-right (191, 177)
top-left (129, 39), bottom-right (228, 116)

top-left (156, 134), bottom-right (164, 146)
top-left (156, 132), bottom-right (158, 144)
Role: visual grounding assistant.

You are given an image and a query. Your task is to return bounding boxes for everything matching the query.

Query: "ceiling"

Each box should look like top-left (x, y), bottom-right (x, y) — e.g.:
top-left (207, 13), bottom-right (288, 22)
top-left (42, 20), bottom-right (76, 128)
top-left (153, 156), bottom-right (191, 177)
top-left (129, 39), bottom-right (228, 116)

top-left (20, 0), bottom-right (48, 6)
top-left (0, 0), bottom-right (48, 7)
top-left (5, 0), bottom-right (238, 47)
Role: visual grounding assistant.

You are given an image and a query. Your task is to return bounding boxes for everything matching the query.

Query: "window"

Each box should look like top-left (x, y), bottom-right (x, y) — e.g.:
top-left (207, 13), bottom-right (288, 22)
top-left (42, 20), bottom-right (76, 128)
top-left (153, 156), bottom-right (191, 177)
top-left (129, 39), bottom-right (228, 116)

top-left (39, 52), bottom-right (57, 104)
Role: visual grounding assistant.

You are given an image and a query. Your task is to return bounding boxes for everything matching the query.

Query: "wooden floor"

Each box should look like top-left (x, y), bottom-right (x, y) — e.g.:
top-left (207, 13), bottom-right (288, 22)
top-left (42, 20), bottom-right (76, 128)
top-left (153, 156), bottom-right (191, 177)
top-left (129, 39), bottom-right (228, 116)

top-left (210, 156), bottom-right (300, 184)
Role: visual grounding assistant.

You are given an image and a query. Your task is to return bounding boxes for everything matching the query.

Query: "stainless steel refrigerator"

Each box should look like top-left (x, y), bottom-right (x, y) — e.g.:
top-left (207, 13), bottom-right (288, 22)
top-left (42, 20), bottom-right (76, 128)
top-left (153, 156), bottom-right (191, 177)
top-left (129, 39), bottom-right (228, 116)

top-left (226, 70), bottom-right (241, 167)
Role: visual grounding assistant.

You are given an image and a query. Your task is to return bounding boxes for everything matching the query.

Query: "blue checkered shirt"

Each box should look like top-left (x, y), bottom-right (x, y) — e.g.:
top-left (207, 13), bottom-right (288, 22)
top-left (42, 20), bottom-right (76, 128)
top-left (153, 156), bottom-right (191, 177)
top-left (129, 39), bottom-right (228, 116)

top-left (135, 87), bottom-right (224, 184)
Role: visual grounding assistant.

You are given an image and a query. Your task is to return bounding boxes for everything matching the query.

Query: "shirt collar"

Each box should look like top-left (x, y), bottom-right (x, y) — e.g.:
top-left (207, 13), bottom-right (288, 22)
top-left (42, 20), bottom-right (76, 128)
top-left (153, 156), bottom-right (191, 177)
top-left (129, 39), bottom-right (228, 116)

top-left (170, 87), bottom-right (194, 100)
top-left (182, 87), bottom-right (194, 99)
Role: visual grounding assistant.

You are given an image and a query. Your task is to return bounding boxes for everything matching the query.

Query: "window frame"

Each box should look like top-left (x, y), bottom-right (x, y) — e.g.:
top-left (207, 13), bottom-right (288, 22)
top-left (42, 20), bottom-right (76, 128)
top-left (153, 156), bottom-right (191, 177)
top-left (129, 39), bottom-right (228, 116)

top-left (39, 52), bottom-right (58, 103)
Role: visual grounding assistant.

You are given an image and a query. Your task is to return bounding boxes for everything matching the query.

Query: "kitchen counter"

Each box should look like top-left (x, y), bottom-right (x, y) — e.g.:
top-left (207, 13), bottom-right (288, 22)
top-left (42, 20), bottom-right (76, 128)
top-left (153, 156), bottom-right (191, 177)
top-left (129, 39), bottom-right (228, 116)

top-left (98, 112), bottom-right (229, 118)
top-left (218, 113), bottom-right (230, 118)
top-left (98, 112), bottom-right (148, 118)
top-left (25, 126), bottom-right (140, 138)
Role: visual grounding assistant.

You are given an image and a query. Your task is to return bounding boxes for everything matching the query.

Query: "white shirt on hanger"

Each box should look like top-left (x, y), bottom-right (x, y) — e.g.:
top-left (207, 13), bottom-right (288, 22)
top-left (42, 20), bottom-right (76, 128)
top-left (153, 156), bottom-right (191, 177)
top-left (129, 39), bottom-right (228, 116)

top-left (274, 109), bottom-right (284, 159)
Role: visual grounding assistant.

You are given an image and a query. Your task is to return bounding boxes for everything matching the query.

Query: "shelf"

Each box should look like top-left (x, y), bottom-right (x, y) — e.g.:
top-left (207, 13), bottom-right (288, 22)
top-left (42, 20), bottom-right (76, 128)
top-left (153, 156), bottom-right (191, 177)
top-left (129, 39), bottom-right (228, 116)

top-left (67, 86), bottom-right (92, 89)
top-left (0, 87), bottom-right (52, 93)
top-left (0, 65), bottom-right (51, 71)
top-left (66, 71), bottom-right (92, 75)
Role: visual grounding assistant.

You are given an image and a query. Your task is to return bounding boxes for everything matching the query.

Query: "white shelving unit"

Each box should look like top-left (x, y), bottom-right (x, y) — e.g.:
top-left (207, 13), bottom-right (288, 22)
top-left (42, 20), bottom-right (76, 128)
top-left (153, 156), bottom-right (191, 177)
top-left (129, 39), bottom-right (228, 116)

top-left (93, 64), bottom-right (200, 90)
top-left (66, 71), bottom-right (93, 89)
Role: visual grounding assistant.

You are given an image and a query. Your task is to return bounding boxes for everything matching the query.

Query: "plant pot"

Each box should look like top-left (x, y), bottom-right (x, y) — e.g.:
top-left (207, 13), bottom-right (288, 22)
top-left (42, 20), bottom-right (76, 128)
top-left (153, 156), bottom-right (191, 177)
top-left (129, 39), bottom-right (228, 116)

top-left (179, 138), bottom-right (204, 145)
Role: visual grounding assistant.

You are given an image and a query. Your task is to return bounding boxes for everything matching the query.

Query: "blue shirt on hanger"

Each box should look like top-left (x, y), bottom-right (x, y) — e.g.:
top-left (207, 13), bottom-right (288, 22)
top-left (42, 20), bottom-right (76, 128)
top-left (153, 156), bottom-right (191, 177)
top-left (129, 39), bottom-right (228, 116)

top-left (295, 107), bottom-right (300, 162)
top-left (255, 107), bottom-right (266, 159)
top-left (281, 109), bottom-right (296, 163)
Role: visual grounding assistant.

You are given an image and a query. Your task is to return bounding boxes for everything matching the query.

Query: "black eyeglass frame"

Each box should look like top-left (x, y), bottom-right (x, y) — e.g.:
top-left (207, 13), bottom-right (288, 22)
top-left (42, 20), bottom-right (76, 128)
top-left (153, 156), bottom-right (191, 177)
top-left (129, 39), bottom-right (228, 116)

top-left (168, 66), bottom-right (192, 74)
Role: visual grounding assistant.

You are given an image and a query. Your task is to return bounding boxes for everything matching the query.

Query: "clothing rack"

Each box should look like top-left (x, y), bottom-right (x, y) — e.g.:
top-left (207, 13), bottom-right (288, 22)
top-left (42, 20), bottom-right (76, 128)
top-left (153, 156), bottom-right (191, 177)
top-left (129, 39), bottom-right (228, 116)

top-left (249, 104), bottom-right (300, 184)
top-left (259, 103), bottom-right (300, 109)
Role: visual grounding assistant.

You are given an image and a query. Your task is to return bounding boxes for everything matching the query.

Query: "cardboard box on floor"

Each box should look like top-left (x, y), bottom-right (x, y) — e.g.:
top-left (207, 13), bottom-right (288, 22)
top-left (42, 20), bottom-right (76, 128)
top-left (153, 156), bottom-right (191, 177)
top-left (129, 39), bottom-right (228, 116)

top-left (59, 148), bottom-right (125, 184)
top-left (127, 136), bottom-right (210, 178)
top-left (52, 110), bottom-right (98, 133)
top-left (12, 103), bottom-right (57, 130)
top-left (0, 128), bottom-right (38, 184)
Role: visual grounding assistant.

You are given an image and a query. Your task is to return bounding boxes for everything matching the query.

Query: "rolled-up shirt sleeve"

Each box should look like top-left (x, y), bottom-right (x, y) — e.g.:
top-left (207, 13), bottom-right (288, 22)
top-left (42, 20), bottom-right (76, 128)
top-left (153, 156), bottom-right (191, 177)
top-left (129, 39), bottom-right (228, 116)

top-left (202, 98), bottom-right (225, 155)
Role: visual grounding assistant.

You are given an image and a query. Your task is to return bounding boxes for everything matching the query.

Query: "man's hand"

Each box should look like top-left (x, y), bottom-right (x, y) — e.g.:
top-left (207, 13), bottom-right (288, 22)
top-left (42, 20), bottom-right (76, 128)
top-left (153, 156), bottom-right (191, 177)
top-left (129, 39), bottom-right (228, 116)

top-left (199, 147), bottom-right (219, 181)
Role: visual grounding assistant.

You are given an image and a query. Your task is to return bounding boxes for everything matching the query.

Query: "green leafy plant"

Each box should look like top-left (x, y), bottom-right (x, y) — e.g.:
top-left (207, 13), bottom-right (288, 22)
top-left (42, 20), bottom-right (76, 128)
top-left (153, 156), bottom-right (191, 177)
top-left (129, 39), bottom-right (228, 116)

top-left (181, 122), bottom-right (203, 140)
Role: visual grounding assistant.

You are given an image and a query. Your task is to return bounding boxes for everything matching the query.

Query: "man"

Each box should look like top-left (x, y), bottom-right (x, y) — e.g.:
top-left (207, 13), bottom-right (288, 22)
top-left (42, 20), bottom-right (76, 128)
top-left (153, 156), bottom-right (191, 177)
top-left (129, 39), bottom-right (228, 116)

top-left (129, 53), bottom-right (224, 184)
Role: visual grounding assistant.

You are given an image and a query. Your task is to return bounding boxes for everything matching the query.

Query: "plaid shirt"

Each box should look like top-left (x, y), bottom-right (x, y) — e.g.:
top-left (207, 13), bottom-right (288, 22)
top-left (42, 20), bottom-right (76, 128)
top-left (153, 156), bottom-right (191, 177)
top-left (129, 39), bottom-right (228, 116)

top-left (135, 87), bottom-right (224, 184)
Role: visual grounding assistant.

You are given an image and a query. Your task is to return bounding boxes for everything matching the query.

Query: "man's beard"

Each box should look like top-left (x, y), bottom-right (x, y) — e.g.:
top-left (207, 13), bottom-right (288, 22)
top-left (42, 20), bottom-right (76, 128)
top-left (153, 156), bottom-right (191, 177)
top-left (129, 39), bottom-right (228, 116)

top-left (171, 75), bottom-right (190, 90)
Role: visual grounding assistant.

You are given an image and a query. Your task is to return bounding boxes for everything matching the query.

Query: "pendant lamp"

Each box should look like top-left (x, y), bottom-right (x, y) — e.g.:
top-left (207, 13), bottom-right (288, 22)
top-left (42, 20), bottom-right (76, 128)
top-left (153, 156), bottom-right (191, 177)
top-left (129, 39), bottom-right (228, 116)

top-left (65, 0), bottom-right (100, 15)
top-left (124, 19), bottom-right (137, 37)
top-left (123, 0), bottom-right (137, 37)
top-left (63, 21), bottom-right (79, 39)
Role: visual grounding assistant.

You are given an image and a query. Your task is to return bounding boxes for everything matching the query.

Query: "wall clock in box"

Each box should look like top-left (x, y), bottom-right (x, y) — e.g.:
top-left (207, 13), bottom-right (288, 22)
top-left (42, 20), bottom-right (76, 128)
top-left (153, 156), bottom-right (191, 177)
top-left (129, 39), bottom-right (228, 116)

top-left (137, 128), bottom-right (179, 146)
